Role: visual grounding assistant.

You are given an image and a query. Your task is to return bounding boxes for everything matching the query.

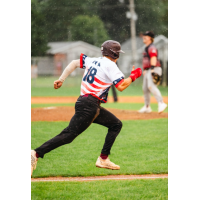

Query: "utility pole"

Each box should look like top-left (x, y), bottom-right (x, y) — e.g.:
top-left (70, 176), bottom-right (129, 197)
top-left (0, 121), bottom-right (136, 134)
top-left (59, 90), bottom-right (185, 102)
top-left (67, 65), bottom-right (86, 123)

top-left (129, 0), bottom-right (137, 65)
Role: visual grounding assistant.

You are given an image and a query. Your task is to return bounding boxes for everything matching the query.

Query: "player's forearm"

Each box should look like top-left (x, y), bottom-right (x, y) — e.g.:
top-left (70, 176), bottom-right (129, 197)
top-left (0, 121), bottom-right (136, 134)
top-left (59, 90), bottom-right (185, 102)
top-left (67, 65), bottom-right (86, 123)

top-left (59, 59), bottom-right (80, 82)
top-left (116, 77), bottom-right (132, 92)
top-left (117, 68), bottom-right (142, 91)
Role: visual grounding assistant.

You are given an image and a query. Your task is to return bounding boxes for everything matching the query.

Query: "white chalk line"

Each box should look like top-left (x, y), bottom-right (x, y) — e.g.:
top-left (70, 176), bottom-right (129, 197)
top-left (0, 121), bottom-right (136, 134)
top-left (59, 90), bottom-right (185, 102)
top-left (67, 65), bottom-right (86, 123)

top-left (31, 175), bottom-right (168, 182)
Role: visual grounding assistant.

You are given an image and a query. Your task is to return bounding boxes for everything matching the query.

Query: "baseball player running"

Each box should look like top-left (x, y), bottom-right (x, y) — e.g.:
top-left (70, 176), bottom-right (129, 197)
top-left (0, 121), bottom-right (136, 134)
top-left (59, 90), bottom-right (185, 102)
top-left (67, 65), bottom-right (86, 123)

top-left (31, 40), bottom-right (142, 176)
top-left (138, 31), bottom-right (167, 114)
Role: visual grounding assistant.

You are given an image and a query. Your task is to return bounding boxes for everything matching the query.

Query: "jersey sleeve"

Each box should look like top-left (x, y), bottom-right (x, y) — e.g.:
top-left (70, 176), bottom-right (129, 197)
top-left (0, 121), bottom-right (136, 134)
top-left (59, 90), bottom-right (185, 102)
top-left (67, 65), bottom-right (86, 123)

top-left (106, 63), bottom-right (125, 88)
top-left (148, 46), bottom-right (158, 57)
top-left (80, 53), bottom-right (91, 69)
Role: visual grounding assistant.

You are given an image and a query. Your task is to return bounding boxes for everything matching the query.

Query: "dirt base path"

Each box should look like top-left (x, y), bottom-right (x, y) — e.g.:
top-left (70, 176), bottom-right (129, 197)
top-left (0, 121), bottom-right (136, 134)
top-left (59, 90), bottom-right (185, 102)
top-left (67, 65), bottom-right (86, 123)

top-left (31, 96), bottom-right (168, 104)
top-left (31, 174), bottom-right (168, 182)
top-left (32, 106), bottom-right (168, 121)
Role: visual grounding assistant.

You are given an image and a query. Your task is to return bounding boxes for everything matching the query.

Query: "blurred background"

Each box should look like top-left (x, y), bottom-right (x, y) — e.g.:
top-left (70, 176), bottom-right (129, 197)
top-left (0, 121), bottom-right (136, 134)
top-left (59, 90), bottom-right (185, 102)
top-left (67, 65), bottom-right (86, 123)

top-left (31, 0), bottom-right (168, 96)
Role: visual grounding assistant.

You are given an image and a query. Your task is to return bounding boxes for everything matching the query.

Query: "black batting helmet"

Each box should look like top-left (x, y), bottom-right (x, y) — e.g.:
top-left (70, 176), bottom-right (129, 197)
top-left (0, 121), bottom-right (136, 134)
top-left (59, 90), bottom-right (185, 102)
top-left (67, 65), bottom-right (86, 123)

top-left (101, 40), bottom-right (125, 59)
top-left (143, 31), bottom-right (155, 38)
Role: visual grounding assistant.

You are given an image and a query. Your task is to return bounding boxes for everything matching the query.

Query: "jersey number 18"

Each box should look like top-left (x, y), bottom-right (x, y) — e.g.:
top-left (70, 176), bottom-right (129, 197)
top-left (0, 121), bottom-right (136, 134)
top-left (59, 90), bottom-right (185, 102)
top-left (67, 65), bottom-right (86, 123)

top-left (83, 67), bottom-right (97, 84)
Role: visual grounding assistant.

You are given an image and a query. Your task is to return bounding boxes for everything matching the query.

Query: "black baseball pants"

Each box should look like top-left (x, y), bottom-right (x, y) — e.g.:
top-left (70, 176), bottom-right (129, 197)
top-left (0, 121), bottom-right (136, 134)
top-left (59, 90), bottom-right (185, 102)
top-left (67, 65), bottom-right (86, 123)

top-left (35, 95), bottom-right (122, 158)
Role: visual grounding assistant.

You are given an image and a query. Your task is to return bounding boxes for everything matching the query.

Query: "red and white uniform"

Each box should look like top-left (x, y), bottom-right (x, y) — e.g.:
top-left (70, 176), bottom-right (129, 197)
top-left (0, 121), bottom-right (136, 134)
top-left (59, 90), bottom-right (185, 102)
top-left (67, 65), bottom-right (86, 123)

top-left (80, 53), bottom-right (124, 103)
top-left (142, 44), bottom-right (161, 70)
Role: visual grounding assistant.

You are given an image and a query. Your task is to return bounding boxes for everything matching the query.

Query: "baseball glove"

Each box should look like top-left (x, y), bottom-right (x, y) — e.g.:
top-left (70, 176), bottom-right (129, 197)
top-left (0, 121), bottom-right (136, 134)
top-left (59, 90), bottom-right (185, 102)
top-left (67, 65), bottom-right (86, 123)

top-left (152, 72), bottom-right (162, 85)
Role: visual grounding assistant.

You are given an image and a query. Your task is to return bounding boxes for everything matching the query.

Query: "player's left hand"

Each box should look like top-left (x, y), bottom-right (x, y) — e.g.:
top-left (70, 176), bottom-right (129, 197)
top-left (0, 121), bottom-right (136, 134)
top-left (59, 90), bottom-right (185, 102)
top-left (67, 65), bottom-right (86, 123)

top-left (129, 68), bottom-right (142, 82)
top-left (54, 80), bottom-right (63, 89)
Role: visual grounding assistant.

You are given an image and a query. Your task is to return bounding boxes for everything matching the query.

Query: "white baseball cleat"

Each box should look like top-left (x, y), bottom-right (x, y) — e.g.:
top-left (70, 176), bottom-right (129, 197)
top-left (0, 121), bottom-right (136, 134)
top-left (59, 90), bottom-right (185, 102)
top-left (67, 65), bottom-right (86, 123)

top-left (138, 105), bottom-right (152, 113)
top-left (158, 102), bottom-right (167, 114)
top-left (96, 157), bottom-right (120, 170)
top-left (31, 150), bottom-right (38, 176)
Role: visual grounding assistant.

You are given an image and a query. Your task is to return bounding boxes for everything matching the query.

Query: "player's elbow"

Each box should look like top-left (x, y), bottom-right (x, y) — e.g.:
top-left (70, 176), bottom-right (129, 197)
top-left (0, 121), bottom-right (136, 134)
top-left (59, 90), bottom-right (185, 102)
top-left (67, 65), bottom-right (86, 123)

top-left (116, 86), bottom-right (123, 92)
top-left (115, 80), bottom-right (125, 92)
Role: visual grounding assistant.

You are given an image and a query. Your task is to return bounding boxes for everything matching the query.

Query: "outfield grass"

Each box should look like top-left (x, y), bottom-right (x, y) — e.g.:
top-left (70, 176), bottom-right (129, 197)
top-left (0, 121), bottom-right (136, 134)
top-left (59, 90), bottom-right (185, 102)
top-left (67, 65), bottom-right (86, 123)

top-left (31, 102), bottom-right (168, 113)
top-left (103, 102), bottom-right (168, 113)
top-left (31, 119), bottom-right (168, 177)
top-left (31, 179), bottom-right (168, 200)
top-left (31, 103), bottom-right (75, 108)
top-left (31, 76), bottom-right (168, 97)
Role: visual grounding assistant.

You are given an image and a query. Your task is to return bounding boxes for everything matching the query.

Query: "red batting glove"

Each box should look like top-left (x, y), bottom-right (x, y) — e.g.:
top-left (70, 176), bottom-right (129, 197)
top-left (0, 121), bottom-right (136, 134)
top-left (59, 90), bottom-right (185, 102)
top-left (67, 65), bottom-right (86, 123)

top-left (129, 68), bottom-right (142, 82)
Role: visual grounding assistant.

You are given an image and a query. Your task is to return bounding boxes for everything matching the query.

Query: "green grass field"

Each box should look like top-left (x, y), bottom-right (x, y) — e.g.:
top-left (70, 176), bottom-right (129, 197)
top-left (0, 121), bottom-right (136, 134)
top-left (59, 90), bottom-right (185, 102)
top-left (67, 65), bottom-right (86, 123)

top-left (31, 119), bottom-right (168, 178)
top-left (31, 102), bottom-right (168, 113)
top-left (31, 76), bottom-right (168, 97)
top-left (31, 179), bottom-right (168, 200)
top-left (31, 77), bottom-right (168, 199)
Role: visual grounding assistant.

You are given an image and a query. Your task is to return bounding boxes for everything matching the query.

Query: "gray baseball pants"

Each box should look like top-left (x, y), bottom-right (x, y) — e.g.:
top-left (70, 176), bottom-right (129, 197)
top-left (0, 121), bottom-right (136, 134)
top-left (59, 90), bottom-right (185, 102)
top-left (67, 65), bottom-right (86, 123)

top-left (143, 69), bottom-right (163, 106)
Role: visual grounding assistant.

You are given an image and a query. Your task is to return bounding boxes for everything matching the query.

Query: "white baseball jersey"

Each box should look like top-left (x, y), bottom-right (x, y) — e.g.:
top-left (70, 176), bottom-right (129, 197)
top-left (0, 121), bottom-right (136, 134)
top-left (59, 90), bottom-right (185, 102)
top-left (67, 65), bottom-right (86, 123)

top-left (80, 53), bottom-right (124, 103)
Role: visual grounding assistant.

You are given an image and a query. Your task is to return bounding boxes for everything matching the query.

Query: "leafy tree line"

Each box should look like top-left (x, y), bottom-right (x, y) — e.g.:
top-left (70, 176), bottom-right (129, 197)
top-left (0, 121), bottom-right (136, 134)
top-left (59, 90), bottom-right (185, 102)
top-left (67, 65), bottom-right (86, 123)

top-left (97, 0), bottom-right (168, 42)
top-left (31, 0), bottom-right (168, 56)
top-left (31, 0), bottom-right (49, 56)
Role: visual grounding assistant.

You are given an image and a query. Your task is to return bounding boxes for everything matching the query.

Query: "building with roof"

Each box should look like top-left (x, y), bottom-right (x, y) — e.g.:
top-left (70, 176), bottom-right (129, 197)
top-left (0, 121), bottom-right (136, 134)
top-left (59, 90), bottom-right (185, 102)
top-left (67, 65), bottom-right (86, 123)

top-left (31, 36), bottom-right (168, 85)
top-left (32, 41), bottom-right (101, 76)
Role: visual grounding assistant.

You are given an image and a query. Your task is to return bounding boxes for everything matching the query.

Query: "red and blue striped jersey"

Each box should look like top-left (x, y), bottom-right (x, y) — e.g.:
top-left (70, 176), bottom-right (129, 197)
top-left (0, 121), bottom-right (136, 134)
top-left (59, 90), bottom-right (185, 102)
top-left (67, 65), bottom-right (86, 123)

top-left (80, 53), bottom-right (124, 103)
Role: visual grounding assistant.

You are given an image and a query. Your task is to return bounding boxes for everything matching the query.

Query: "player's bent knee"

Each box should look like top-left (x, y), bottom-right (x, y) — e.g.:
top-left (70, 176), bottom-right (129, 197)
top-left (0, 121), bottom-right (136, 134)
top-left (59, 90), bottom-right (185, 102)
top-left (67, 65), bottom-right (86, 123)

top-left (143, 86), bottom-right (148, 92)
top-left (114, 120), bottom-right (123, 132)
top-left (118, 120), bottom-right (123, 130)
top-left (148, 85), bottom-right (151, 90)
top-left (114, 121), bottom-right (122, 137)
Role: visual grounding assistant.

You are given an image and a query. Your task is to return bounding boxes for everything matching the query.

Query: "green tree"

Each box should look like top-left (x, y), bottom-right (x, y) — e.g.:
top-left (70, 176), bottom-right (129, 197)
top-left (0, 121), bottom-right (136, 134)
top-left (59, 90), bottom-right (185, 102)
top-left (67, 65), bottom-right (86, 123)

top-left (41, 0), bottom-right (98, 42)
top-left (135, 0), bottom-right (168, 37)
top-left (97, 0), bottom-right (130, 43)
top-left (31, 0), bottom-right (167, 51)
top-left (31, 0), bottom-right (49, 56)
top-left (97, 0), bottom-right (168, 42)
top-left (70, 15), bottom-right (109, 47)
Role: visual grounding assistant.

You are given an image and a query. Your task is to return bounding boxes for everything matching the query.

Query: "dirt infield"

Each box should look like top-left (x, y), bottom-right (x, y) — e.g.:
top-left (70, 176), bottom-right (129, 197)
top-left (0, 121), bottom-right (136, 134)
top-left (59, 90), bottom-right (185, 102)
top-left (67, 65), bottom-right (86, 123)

top-left (31, 96), bottom-right (168, 104)
top-left (31, 174), bottom-right (168, 182)
top-left (32, 106), bottom-right (168, 121)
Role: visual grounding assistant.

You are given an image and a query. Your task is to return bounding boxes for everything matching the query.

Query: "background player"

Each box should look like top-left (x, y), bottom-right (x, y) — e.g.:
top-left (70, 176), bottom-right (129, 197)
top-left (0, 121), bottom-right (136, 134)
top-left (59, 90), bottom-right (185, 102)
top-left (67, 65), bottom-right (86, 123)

top-left (31, 40), bottom-right (142, 176)
top-left (110, 61), bottom-right (120, 102)
top-left (138, 31), bottom-right (167, 114)
top-left (111, 84), bottom-right (118, 102)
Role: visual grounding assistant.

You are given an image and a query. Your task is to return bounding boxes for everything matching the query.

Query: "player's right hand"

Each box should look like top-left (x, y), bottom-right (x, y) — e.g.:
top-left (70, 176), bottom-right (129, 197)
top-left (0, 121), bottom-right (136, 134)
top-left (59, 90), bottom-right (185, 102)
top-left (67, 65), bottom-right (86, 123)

top-left (54, 80), bottom-right (63, 89)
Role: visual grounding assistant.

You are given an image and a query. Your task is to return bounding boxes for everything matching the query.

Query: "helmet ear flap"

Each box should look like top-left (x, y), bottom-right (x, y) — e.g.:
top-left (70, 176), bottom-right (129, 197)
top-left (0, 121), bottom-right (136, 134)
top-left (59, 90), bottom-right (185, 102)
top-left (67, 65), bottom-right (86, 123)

top-left (112, 52), bottom-right (119, 59)
top-left (110, 49), bottom-right (119, 59)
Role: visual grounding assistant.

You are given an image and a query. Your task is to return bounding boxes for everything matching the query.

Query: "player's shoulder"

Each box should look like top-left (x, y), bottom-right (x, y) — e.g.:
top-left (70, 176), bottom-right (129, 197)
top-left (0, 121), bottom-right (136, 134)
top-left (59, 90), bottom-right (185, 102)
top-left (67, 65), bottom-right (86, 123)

top-left (80, 53), bottom-right (88, 59)
top-left (80, 53), bottom-right (93, 68)
top-left (148, 44), bottom-right (157, 54)
top-left (148, 44), bottom-right (157, 51)
top-left (81, 53), bottom-right (99, 61)
top-left (101, 57), bottom-right (117, 68)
